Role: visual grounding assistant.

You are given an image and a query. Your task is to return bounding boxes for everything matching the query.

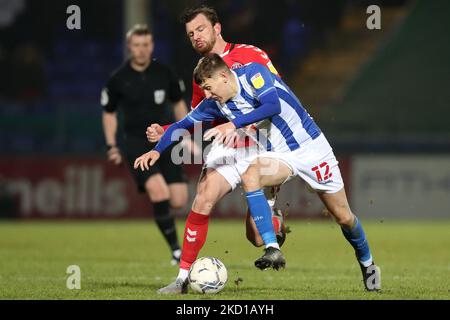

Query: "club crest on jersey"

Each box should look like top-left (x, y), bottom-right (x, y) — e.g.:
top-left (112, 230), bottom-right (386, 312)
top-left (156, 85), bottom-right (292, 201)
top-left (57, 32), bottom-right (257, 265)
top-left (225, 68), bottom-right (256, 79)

top-left (154, 89), bottom-right (165, 104)
top-left (251, 73), bottom-right (264, 89)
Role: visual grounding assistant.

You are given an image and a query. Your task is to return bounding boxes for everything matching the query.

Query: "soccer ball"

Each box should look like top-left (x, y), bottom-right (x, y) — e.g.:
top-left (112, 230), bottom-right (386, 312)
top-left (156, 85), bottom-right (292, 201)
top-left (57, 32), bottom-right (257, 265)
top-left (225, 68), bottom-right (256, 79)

top-left (188, 256), bottom-right (228, 294)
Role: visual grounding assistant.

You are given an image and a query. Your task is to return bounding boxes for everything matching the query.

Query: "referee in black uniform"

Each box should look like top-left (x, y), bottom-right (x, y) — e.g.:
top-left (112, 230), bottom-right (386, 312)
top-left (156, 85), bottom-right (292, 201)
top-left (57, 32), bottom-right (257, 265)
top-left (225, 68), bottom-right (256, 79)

top-left (101, 25), bottom-right (189, 264)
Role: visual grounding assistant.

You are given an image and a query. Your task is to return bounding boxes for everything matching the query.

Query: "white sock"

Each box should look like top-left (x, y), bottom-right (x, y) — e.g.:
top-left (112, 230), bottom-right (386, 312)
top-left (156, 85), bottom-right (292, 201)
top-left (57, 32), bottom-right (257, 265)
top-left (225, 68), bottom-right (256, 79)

top-left (172, 249), bottom-right (181, 259)
top-left (265, 243), bottom-right (280, 250)
top-left (360, 255), bottom-right (373, 267)
top-left (177, 268), bottom-right (189, 281)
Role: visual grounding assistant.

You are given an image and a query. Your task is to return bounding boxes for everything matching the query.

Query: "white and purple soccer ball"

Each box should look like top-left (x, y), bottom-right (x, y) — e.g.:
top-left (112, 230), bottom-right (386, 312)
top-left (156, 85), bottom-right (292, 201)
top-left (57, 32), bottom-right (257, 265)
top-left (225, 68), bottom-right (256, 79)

top-left (188, 256), bottom-right (228, 294)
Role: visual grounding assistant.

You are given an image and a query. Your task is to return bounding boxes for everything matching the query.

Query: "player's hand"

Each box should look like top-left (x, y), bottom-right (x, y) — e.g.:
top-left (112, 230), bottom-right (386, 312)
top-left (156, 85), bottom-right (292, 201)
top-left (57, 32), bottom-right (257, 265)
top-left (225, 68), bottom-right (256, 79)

top-left (107, 146), bottom-right (123, 165)
top-left (204, 122), bottom-right (236, 145)
top-left (146, 123), bottom-right (164, 143)
top-left (134, 150), bottom-right (160, 171)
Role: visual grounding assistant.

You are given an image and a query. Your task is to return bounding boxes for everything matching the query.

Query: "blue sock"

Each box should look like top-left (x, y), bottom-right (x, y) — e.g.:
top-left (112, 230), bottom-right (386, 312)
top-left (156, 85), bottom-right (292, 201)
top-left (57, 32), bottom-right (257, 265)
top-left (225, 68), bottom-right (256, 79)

top-left (246, 190), bottom-right (277, 246)
top-left (341, 217), bottom-right (372, 266)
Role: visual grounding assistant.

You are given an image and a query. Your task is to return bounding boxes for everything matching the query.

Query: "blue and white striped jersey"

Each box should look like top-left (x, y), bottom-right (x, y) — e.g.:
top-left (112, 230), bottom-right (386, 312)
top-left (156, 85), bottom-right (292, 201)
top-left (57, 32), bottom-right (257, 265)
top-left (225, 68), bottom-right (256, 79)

top-left (186, 62), bottom-right (321, 153)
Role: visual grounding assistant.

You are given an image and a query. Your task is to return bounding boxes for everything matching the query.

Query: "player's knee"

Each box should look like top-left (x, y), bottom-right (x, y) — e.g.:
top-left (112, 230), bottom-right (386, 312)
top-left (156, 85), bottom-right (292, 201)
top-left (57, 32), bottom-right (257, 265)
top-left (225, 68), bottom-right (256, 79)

top-left (170, 194), bottom-right (188, 209)
top-left (145, 177), bottom-right (170, 202)
top-left (168, 184), bottom-right (189, 209)
top-left (146, 185), bottom-right (169, 203)
top-left (333, 207), bottom-right (354, 228)
top-left (241, 168), bottom-right (262, 191)
top-left (170, 198), bottom-right (185, 209)
top-left (192, 192), bottom-right (216, 214)
top-left (149, 193), bottom-right (169, 203)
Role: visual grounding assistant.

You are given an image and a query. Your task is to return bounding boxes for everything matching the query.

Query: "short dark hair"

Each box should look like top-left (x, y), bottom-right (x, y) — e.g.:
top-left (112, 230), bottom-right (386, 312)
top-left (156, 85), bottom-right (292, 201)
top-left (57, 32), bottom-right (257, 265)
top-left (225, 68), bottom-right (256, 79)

top-left (180, 5), bottom-right (220, 26)
top-left (193, 53), bottom-right (230, 85)
top-left (126, 24), bottom-right (152, 41)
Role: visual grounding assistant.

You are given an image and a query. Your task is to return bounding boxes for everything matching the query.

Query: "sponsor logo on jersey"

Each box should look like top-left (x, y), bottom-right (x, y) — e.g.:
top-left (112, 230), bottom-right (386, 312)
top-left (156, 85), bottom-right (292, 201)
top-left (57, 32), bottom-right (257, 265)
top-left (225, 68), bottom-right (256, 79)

top-left (267, 62), bottom-right (279, 75)
top-left (154, 89), bottom-right (166, 104)
top-left (250, 73), bottom-right (265, 89)
top-left (231, 62), bottom-right (243, 69)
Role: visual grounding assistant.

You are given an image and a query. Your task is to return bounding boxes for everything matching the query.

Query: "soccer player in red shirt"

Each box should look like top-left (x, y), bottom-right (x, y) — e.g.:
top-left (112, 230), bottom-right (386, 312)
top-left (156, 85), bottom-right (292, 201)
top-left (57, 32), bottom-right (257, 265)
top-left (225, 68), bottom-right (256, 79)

top-left (144, 5), bottom-right (286, 294)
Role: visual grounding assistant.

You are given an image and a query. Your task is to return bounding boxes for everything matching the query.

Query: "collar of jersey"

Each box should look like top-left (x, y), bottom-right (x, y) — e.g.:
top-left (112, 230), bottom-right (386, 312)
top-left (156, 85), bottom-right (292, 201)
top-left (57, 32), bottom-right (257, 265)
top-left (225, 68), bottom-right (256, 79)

top-left (220, 43), bottom-right (232, 57)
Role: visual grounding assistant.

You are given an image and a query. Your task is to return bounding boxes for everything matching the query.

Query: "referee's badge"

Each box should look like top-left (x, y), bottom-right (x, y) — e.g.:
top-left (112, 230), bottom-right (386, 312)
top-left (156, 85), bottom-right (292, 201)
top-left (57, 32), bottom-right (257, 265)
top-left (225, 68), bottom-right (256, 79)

top-left (251, 73), bottom-right (265, 89)
top-left (154, 89), bottom-right (165, 104)
top-left (100, 88), bottom-right (109, 106)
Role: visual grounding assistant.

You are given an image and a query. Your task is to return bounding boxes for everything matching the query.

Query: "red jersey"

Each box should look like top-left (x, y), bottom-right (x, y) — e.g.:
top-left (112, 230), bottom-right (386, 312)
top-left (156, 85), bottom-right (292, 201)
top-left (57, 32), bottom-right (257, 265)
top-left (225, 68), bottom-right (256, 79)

top-left (191, 43), bottom-right (279, 108)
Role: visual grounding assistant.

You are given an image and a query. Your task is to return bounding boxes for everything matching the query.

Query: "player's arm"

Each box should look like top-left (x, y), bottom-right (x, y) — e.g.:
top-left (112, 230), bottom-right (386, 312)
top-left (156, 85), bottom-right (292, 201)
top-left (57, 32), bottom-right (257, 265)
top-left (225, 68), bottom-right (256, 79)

top-left (206, 64), bottom-right (281, 144)
top-left (101, 78), bottom-right (123, 165)
top-left (232, 64), bottom-right (281, 128)
top-left (135, 99), bottom-right (224, 170)
top-left (231, 91), bottom-right (280, 129)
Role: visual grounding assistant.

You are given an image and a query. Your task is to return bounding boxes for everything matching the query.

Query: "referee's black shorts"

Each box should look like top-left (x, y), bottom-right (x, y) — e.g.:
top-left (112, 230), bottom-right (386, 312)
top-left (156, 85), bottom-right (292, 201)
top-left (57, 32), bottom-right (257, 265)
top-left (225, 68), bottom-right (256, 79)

top-left (123, 134), bottom-right (186, 193)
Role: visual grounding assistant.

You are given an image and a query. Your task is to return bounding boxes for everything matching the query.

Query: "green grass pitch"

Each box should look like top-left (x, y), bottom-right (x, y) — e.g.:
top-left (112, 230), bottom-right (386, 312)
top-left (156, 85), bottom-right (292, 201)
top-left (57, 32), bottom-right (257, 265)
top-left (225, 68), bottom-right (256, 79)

top-left (0, 219), bottom-right (449, 299)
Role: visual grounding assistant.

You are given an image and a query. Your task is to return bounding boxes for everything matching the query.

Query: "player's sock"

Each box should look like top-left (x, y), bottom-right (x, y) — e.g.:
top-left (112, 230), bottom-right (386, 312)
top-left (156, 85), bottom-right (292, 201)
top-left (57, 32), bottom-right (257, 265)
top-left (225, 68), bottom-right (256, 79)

top-left (172, 249), bottom-right (181, 259)
top-left (179, 210), bottom-right (209, 272)
top-left (177, 268), bottom-right (189, 281)
top-left (341, 216), bottom-right (373, 267)
top-left (272, 215), bottom-right (280, 233)
top-left (153, 200), bottom-right (180, 252)
top-left (246, 190), bottom-right (279, 249)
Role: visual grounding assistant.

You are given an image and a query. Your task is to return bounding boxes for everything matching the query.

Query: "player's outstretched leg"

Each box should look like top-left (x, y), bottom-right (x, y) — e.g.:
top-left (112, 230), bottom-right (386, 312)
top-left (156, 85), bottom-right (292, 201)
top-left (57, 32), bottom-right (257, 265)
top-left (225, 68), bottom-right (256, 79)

top-left (157, 169), bottom-right (231, 294)
top-left (341, 216), bottom-right (381, 291)
top-left (157, 210), bottom-right (209, 295)
top-left (319, 188), bottom-right (381, 291)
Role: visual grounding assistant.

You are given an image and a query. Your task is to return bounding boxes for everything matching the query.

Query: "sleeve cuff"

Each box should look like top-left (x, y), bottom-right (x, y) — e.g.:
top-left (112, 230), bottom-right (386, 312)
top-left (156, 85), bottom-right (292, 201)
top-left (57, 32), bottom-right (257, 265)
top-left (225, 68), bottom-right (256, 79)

top-left (231, 118), bottom-right (244, 129)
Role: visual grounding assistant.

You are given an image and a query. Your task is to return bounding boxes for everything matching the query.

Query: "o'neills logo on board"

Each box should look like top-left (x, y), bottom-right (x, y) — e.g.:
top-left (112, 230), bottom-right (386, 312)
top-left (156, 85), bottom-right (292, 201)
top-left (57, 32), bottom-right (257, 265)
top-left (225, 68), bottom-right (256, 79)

top-left (7, 166), bottom-right (127, 217)
top-left (0, 158), bottom-right (149, 218)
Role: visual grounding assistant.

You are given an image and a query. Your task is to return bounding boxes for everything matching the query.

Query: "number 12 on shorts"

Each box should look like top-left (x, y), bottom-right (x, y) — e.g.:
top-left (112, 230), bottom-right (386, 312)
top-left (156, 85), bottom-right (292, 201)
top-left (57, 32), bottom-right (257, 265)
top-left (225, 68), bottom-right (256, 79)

top-left (311, 162), bottom-right (332, 182)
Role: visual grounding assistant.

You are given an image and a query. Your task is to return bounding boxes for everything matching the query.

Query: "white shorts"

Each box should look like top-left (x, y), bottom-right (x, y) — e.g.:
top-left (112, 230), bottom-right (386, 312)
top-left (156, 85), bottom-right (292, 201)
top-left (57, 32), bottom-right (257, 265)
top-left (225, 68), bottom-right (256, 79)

top-left (257, 134), bottom-right (344, 194)
top-left (204, 142), bottom-right (262, 190)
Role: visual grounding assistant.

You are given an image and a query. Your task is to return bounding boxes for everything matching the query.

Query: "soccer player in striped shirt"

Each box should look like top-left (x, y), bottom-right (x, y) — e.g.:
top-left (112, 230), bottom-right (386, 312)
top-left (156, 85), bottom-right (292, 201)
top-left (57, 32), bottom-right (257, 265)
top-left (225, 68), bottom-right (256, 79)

top-left (136, 54), bottom-right (381, 292)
